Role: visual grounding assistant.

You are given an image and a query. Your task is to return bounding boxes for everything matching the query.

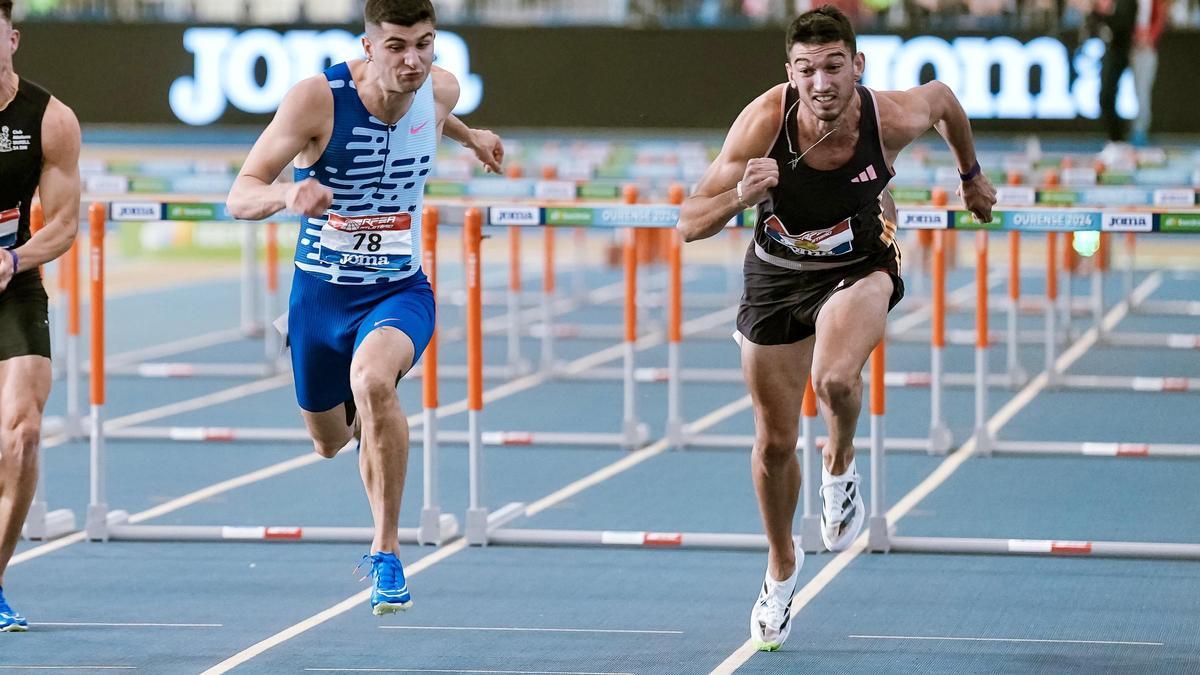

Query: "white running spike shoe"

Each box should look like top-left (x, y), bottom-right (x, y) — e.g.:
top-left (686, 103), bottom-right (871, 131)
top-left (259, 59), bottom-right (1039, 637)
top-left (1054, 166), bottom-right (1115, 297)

top-left (820, 459), bottom-right (865, 552)
top-left (749, 549), bottom-right (803, 652)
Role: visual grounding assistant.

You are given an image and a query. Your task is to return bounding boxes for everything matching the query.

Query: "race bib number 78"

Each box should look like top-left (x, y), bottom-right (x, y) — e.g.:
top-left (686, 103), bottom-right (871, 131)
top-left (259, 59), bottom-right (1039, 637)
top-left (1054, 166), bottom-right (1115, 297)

top-left (319, 212), bottom-right (413, 270)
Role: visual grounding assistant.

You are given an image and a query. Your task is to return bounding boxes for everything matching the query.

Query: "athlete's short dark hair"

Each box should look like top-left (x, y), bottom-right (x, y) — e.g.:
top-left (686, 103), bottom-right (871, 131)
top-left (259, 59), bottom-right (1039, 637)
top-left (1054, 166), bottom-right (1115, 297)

top-left (786, 5), bottom-right (856, 55)
top-left (365, 0), bottom-right (436, 28)
top-left (0, 1), bottom-right (13, 23)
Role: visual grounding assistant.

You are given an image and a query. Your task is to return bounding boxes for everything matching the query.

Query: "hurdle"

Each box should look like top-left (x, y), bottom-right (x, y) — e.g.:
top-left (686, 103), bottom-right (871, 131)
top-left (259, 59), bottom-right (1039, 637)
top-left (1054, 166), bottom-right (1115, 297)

top-left (83, 203), bottom-right (458, 545)
top-left (870, 208), bottom-right (1200, 561)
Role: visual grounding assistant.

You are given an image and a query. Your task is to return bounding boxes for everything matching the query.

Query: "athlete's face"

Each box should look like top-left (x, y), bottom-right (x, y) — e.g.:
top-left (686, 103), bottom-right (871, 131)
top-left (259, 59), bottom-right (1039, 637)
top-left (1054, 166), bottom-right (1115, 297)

top-left (785, 41), bottom-right (863, 123)
top-left (362, 20), bottom-right (435, 95)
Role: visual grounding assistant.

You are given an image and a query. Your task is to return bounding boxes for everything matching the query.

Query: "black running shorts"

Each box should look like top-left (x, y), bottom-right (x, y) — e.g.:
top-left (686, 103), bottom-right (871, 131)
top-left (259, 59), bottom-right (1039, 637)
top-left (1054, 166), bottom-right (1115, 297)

top-left (735, 244), bottom-right (904, 346)
top-left (0, 274), bottom-right (51, 361)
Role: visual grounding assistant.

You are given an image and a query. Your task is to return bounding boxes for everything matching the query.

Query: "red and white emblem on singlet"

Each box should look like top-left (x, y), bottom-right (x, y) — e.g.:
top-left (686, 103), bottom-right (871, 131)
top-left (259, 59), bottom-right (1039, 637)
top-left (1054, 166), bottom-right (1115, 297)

top-left (763, 213), bottom-right (855, 257)
top-left (0, 207), bottom-right (20, 249)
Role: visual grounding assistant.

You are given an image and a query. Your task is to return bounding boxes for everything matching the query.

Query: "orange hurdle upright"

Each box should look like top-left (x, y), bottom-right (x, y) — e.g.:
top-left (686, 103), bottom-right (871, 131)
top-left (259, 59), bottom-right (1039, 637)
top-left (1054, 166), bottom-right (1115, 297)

top-left (621, 185), bottom-right (642, 450)
top-left (665, 184), bottom-right (685, 448)
top-left (464, 207), bottom-right (488, 544)
top-left (867, 340), bottom-right (890, 551)
top-left (419, 206), bottom-right (444, 545)
top-left (85, 203), bottom-right (110, 541)
top-left (974, 230), bottom-right (993, 455)
top-left (539, 224), bottom-right (558, 372)
top-left (1044, 232), bottom-right (1059, 385)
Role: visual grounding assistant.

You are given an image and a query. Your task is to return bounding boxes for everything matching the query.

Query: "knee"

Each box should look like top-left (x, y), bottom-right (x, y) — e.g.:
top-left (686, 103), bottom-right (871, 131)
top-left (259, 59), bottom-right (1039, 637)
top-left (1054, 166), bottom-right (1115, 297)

top-left (754, 434), bottom-right (798, 466)
top-left (813, 371), bottom-right (860, 408)
top-left (2, 415), bottom-right (42, 471)
top-left (312, 438), bottom-right (345, 459)
top-left (349, 366), bottom-right (396, 411)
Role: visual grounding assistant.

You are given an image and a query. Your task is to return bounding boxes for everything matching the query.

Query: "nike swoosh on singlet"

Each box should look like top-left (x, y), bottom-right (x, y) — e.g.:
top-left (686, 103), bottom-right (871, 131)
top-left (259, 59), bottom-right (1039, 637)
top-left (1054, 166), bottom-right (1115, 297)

top-left (375, 318), bottom-right (404, 327)
top-left (409, 121), bottom-right (428, 135)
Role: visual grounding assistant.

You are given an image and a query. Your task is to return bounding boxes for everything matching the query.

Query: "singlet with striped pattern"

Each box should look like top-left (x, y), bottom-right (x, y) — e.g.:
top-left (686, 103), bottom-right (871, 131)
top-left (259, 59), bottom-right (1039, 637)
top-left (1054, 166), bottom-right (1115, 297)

top-left (293, 62), bottom-right (437, 285)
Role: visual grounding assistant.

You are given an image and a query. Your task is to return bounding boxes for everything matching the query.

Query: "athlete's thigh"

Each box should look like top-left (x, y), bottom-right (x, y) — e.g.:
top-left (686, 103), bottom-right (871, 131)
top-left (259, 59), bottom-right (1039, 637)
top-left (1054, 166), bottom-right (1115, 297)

top-left (741, 336), bottom-right (815, 441)
top-left (352, 280), bottom-right (435, 382)
top-left (0, 356), bottom-right (52, 425)
top-left (812, 270), bottom-right (893, 375)
top-left (351, 327), bottom-right (416, 386)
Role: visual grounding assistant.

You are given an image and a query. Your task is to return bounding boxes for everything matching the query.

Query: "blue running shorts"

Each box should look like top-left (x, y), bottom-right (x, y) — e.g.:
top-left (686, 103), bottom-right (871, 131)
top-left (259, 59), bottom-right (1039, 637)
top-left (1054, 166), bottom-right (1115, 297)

top-left (288, 267), bottom-right (435, 413)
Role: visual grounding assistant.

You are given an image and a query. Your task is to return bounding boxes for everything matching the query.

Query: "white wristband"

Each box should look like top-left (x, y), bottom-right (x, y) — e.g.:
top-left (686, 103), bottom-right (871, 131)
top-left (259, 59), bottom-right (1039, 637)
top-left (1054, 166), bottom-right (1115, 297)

top-left (735, 181), bottom-right (752, 209)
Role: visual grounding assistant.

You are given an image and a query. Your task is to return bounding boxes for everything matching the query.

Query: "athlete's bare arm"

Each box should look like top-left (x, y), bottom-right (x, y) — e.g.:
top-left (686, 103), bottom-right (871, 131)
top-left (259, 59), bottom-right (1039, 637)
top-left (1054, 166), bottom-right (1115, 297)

top-left (678, 85), bottom-right (784, 242)
top-left (227, 76), bottom-right (334, 221)
top-left (876, 82), bottom-right (996, 223)
top-left (0, 97), bottom-right (79, 293)
top-left (433, 67), bottom-right (503, 174)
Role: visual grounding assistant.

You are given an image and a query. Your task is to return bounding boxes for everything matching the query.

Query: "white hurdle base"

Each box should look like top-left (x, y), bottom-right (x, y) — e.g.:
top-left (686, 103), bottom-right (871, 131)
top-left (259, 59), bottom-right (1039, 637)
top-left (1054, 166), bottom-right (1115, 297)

top-left (438, 427), bottom-right (651, 449)
top-left (682, 433), bottom-right (933, 453)
top-left (98, 513), bottom-right (459, 545)
top-left (476, 500), bottom-right (807, 550)
top-left (1131, 299), bottom-right (1200, 317)
top-left (1051, 375), bottom-right (1199, 393)
top-left (104, 427), bottom-right (312, 442)
top-left (22, 505), bottom-right (77, 541)
top-left (992, 440), bottom-right (1200, 458)
top-left (1098, 332), bottom-right (1200, 350)
top-left (887, 535), bottom-right (1200, 559)
top-left (888, 328), bottom-right (1067, 346)
top-left (105, 362), bottom-right (280, 378)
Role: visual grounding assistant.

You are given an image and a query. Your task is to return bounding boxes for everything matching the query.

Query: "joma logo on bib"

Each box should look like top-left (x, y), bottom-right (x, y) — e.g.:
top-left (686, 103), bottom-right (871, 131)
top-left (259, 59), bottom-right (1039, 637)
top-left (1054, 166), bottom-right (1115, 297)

top-left (339, 253), bottom-right (391, 266)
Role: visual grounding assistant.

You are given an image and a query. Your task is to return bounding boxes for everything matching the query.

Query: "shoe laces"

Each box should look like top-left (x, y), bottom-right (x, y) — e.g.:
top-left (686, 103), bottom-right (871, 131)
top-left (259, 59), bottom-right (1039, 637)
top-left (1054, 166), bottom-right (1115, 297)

top-left (355, 553), bottom-right (401, 588)
top-left (820, 474), bottom-right (857, 519)
top-left (756, 582), bottom-right (791, 630)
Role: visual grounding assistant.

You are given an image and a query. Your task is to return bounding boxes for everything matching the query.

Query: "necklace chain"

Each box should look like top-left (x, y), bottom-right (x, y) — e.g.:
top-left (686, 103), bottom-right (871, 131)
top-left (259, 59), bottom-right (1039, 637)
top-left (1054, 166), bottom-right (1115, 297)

top-left (784, 98), bottom-right (840, 170)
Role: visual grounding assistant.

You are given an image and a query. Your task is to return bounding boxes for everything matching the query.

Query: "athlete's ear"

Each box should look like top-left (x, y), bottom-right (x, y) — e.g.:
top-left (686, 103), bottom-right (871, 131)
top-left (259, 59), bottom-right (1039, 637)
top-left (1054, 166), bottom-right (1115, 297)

top-left (784, 62), bottom-right (795, 89)
top-left (853, 51), bottom-right (865, 83)
top-left (361, 34), bottom-right (373, 63)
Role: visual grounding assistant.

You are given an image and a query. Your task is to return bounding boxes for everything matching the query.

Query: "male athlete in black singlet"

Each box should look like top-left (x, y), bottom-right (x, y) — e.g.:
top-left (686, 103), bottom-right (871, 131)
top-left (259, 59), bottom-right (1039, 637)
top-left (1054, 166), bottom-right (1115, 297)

top-left (0, 0), bottom-right (82, 632)
top-left (678, 6), bottom-right (995, 651)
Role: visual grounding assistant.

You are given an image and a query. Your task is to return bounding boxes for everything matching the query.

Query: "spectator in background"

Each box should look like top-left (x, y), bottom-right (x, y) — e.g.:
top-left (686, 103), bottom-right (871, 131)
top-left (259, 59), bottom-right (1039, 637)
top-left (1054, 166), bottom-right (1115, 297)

top-left (1092, 0), bottom-right (1137, 155)
top-left (1130, 0), bottom-right (1168, 145)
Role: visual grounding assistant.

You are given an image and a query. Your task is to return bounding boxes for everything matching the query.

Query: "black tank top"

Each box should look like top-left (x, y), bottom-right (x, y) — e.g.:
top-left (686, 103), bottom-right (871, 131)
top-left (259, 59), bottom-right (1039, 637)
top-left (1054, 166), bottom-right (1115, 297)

top-left (0, 76), bottom-right (50, 291)
top-left (754, 84), bottom-right (894, 270)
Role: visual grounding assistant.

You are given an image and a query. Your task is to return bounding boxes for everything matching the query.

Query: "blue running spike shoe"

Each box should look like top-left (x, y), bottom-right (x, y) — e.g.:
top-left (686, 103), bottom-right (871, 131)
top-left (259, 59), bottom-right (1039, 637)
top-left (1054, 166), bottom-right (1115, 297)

top-left (357, 552), bottom-right (412, 615)
top-left (0, 588), bottom-right (28, 632)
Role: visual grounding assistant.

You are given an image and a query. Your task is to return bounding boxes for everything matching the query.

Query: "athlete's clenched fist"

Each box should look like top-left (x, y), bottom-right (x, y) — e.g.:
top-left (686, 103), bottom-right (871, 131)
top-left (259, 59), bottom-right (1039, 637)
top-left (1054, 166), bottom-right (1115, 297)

top-left (736, 158), bottom-right (780, 207)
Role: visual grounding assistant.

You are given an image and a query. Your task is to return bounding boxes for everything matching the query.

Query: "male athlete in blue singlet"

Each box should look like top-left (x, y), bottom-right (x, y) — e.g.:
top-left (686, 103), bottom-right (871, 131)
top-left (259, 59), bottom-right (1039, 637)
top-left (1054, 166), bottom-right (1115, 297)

top-left (0, 0), bottom-right (81, 632)
top-left (227, 0), bottom-right (503, 615)
top-left (678, 6), bottom-right (996, 651)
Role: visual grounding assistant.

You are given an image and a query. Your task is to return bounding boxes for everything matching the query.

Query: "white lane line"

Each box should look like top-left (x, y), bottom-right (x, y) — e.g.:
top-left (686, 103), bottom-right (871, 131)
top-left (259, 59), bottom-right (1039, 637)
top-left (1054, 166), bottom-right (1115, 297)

top-left (848, 634), bottom-right (1163, 647)
top-left (304, 669), bottom-right (634, 674)
top-left (378, 626), bottom-right (683, 635)
top-left (39, 372), bottom-right (294, 449)
top-left (202, 393), bottom-right (756, 673)
top-left (201, 540), bottom-right (467, 675)
top-left (103, 327), bottom-right (248, 368)
top-left (523, 395), bottom-right (751, 518)
top-left (0, 662), bottom-right (135, 667)
top-left (33, 622), bottom-right (222, 628)
top-left (708, 272), bottom-right (1164, 674)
